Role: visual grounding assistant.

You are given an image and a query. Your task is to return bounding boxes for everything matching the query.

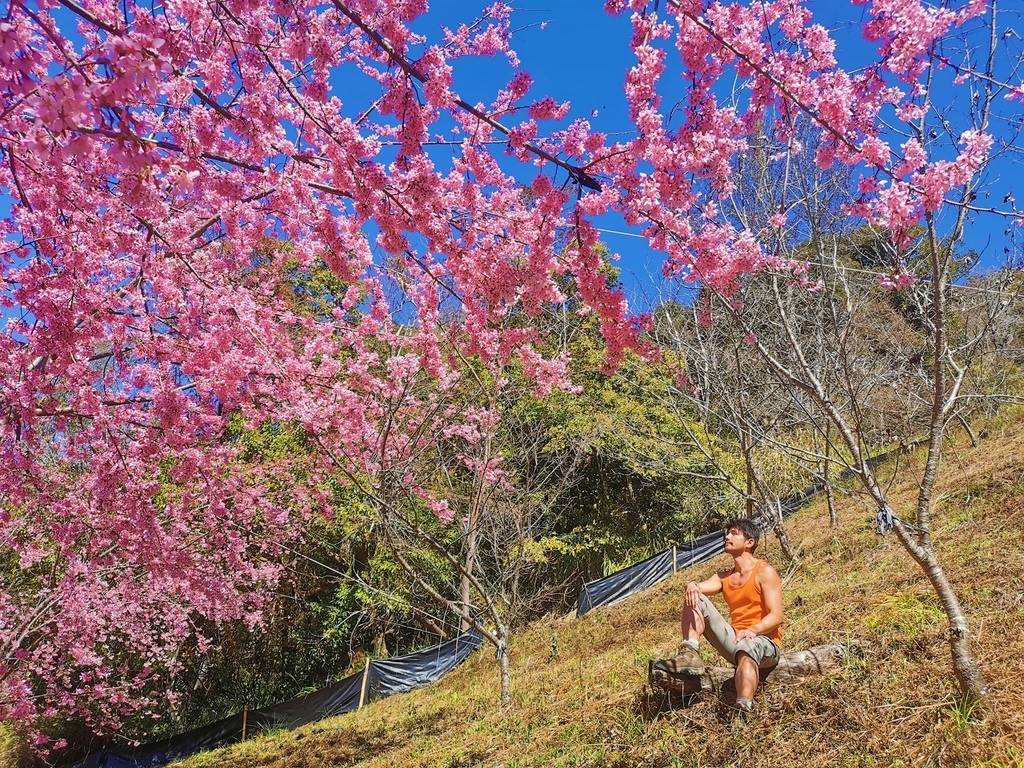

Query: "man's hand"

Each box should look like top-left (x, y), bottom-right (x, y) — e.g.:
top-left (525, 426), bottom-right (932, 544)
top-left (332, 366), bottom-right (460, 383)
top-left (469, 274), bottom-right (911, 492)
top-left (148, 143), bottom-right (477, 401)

top-left (685, 574), bottom-right (722, 609)
top-left (735, 628), bottom-right (758, 641)
top-left (685, 581), bottom-right (703, 609)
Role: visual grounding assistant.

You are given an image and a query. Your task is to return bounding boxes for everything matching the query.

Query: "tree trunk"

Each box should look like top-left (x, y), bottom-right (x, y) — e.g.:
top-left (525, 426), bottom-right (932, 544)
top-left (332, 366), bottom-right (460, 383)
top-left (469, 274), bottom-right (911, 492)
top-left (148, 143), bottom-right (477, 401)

top-left (956, 413), bottom-right (979, 447)
top-left (824, 478), bottom-right (838, 529)
top-left (460, 523), bottom-right (477, 632)
top-left (497, 636), bottom-right (511, 705)
top-left (372, 631), bottom-right (389, 659)
top-left (764, 499), bottom-right (800, 570)
top-left (742, 430), bottom-right (755, 519)
top-left (893, 526), bottom-right (989, 703)
top-left (772, 522), bottom-right (801, 573)
top-left (823, 423), bottom-right (838, 529)
top-left (650, 643), bottom-right (851, 695)
top-left (922, 554), bottom-right (988, 703)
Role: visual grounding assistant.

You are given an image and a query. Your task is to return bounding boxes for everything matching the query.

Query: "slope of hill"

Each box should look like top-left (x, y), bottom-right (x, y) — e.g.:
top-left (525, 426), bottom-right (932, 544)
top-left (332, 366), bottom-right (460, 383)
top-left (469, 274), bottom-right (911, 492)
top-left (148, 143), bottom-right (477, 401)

top-left (168, 421), bottom-right (1024, 767)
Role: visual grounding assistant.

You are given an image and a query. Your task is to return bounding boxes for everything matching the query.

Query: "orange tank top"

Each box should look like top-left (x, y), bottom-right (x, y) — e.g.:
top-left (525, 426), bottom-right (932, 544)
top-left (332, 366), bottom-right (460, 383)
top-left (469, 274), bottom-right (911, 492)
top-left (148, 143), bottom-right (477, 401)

top-left (721, 559), bottom-right (782, 643)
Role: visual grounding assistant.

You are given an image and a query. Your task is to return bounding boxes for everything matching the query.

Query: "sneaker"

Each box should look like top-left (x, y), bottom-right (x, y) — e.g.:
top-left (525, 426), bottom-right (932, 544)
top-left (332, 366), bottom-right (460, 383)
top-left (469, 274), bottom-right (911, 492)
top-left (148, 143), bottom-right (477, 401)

top-left (734, 697), bottom-right (753, 713)
top-left (729, 708), bottom-right (748, 735)
top-left (655, 646), bottom-right (705, 676)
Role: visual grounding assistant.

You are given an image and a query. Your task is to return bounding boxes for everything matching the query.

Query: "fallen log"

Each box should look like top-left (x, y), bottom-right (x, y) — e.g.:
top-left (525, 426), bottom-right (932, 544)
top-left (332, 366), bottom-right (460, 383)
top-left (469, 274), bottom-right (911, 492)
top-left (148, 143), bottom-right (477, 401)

top-left (649, 643), bottom-right (850, 695)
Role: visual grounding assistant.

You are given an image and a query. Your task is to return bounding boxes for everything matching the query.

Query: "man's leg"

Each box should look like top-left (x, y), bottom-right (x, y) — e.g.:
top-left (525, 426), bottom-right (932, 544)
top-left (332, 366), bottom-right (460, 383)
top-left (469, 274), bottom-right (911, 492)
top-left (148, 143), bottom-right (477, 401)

top-left (688, 594), bottom-right (737, 662)
top-left (732, 638), bottom-right (781, 711)
top-left (664, 595), bottom-right (725, 675)
top-left (680, 600), bottom-right (706, 643)
top-left (689, 597), bottom-right (780, 709)
top-left (734, 653), bottom-right (759, 705)
top-left (665, 595), bottom-right (734, 675)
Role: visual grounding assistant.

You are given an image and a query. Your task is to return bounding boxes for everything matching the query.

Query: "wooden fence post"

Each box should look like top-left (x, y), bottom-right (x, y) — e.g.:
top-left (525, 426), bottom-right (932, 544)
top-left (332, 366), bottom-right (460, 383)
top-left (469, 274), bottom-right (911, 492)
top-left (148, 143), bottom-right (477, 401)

top-left (672, 545), bottom-right (678, 575)
top-left (358, 657), bottom-right (371, 709)
top-left (241, 706), bottom-right (248, 741)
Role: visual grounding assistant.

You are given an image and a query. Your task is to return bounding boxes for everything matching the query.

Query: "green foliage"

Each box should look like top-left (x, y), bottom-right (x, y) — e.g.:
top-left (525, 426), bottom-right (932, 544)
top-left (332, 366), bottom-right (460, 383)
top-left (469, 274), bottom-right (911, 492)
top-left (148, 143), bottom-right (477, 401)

top-left (866, 592), bottom-right (944, 638)
top-left (247, 238), bottom-right (360, 322)
top-left (943, 696), bottom-right (985, 732)
top-left (530, 318), bottom-right (741, 572)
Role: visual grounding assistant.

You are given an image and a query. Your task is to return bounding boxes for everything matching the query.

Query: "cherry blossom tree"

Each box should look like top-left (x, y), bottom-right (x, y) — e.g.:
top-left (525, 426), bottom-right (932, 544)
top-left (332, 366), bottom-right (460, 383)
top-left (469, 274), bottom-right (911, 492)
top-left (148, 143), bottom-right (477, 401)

top-left (609, 0), bottom-right (1020, 703)
top-left (1, 0), bottom-right (1020, 736)
top-left (0, 0), bottom-right (646, 734)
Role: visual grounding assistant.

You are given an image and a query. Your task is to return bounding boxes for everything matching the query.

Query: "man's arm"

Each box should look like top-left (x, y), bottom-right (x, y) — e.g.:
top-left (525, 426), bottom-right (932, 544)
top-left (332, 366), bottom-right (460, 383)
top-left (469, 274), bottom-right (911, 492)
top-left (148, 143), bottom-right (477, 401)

top-left (735, 563), bottom-right (784, 640)
top-left (684, 572), bottom-right (723, 609)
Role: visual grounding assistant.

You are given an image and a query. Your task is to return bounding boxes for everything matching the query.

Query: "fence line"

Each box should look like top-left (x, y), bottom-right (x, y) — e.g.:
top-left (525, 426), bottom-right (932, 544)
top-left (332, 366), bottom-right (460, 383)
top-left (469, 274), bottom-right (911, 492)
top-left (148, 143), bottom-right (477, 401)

top-left (576, 530), bottom-right (725, 616)
top-left (74, 630), bottom-right (483, 768)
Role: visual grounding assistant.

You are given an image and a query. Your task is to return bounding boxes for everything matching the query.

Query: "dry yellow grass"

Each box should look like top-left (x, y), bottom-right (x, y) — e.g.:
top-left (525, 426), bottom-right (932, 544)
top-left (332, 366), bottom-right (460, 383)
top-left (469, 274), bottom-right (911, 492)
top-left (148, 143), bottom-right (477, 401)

top-left (170, 420), bottom-right (1024, 766)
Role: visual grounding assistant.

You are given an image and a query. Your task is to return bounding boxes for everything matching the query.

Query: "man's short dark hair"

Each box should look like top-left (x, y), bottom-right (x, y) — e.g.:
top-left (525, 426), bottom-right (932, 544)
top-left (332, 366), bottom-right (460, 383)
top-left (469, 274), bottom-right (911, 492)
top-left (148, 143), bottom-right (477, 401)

top-left (724, 517), bottom-right (761, 553)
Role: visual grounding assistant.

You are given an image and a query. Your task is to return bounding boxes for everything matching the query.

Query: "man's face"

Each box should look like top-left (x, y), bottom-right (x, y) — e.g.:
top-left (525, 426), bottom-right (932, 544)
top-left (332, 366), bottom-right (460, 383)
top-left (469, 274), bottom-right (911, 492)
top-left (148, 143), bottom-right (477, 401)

top-left (724, 526), bottom-right (753, 555)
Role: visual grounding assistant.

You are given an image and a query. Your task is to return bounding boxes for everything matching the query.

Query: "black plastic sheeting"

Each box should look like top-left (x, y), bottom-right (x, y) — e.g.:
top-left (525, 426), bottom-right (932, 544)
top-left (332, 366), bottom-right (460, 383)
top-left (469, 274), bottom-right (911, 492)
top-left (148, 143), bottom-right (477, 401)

top-left (367, 629), bottom-right (482, 701)
top-left (74, 629), bottom-right (483, 768)
top-left (576, 530), bottom-right (725, 616)
top-left (73, 712), bottom-right (248, 768)
top-left (247, 668), bottom-right (365, 733)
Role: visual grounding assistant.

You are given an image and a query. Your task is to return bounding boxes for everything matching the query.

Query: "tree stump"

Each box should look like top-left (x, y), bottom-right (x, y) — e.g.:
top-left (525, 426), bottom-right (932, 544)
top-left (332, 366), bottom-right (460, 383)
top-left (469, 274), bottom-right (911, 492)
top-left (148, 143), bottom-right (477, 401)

top-left (648, 643), bottom-right (850, 695)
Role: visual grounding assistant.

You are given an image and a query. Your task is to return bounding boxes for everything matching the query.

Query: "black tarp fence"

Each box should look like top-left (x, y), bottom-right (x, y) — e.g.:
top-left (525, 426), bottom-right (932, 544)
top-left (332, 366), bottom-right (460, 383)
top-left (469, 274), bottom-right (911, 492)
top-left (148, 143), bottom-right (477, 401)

top-left (74, 629), bottom-right (483, 768)
top-left (576, 530), bottom-right (725, 616)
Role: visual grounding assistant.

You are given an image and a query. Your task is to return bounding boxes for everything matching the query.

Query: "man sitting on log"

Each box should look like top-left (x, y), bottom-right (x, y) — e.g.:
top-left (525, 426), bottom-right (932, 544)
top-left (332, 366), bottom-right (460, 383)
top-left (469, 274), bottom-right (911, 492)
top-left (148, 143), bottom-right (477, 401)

top-left (668, 518), bottom-right (784, 715)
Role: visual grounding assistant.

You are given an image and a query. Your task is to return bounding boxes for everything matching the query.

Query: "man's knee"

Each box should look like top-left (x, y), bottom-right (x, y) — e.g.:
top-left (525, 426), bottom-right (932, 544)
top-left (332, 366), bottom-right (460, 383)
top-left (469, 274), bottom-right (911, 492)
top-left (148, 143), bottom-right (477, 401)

top-left (694, 593), bottom-right (717, 618)
top-left (682, 594), bottom-right (715, 619)
top-left (735, 639), bottom-right (779, 669)
top-left (734, 648), bottom-right (757, 666)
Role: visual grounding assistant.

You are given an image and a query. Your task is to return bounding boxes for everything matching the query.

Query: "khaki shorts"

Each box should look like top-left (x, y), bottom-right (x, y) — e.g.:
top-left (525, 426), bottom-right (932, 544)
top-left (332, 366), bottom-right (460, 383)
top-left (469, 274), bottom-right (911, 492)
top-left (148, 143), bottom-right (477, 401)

top-left (696, 594), bottom-right (781, 668)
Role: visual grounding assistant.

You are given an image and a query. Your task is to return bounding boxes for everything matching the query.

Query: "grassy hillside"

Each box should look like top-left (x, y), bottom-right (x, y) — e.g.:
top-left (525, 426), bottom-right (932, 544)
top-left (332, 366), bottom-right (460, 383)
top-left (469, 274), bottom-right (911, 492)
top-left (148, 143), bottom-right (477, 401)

top-left (163, 422), bottom-right (1024, 766)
